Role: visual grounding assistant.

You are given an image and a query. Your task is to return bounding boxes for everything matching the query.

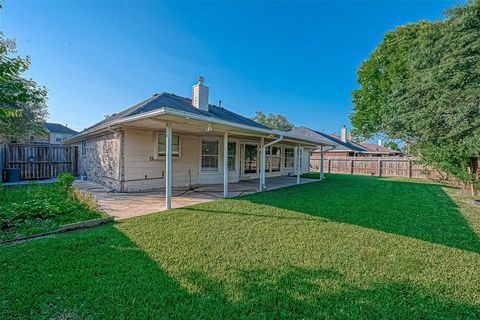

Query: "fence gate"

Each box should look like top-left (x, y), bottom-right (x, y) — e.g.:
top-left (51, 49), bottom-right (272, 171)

top-left (4, 143), bottom-right (78, 180)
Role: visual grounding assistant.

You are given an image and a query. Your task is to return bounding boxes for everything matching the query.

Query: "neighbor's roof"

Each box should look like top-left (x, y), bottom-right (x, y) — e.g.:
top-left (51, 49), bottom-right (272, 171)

top-left (290, 127), bottom-right (365, 152)
top-left (79, 92), bottom-right (270, 137)
top-left (291, 126), bottom-right (401, 155)
top-left (360, 143), bottom-right (401, 154)
top-left (44, 122), bottom-right (78, 134)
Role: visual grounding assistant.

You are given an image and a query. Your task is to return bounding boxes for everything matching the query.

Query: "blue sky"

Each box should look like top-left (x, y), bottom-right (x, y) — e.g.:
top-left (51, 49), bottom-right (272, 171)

top-left (1, 0), bottom-right (460, 135)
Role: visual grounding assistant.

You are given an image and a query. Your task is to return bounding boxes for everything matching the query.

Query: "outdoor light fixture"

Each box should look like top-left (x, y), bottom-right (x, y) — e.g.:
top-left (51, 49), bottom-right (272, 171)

top-left (205, 123), bottom-right (213, 132)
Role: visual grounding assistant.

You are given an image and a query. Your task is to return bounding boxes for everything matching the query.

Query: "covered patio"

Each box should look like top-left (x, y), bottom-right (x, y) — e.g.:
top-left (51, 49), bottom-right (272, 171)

top-left (67, 79), bottom-right (336, 210)
top-left (74, 176), bottom-right (319, 219)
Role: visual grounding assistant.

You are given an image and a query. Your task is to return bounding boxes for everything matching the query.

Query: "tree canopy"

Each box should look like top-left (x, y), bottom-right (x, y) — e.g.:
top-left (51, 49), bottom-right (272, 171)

top-left (384, 141), bottom-right (400, 151)
top-left (251, 111), bottom-right (295, 131)
top-left (0, 30), bottom-right (48, 142)
top-left (351, 0), bottom-right (480, 192)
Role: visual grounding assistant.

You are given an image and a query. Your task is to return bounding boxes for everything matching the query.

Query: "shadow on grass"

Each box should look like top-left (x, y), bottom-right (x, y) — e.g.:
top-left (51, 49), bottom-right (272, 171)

top-left (2, 224), bottom-right (478, 319)
top-left (239, 174), bottom-right (480, 253)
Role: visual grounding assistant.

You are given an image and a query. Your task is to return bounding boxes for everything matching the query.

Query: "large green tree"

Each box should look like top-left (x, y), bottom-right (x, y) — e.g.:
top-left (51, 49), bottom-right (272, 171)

top-left (0, 29), bottom-right (48, 142)
top-left (351, 0), bottom-right (480, 194)
top-left (251, 111), bottom-right (294, 131)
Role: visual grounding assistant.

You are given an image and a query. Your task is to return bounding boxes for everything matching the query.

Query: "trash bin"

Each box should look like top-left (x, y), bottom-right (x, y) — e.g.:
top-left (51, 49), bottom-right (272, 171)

top-left (3, 168), bottom-right (21, 183)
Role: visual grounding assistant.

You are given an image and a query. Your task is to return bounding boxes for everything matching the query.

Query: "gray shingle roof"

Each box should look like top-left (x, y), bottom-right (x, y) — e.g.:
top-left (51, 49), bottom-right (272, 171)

top-left (81, 92), bottom-right (270, 135)
top-left (291, 127), bottom-right (366, 152)
top-left (291, 127), bottom-right (402, 155)
top-left (44, 122), bottom-right (78, 134)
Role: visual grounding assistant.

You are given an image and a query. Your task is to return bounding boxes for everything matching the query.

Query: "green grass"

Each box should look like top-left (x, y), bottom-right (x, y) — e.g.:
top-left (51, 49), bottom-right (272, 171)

top-left (0, 183), bottom-right (103, 241)
top-left (1, 174), bottom-right (480, 319)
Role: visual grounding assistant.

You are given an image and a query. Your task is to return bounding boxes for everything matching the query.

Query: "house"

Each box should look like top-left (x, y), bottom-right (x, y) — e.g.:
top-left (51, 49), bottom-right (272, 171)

top-left (66, 77), bottom-right (335, 208)
top-left (43, 123), bottom-right (79, 143)
top-left (26, 122), bottom-right (79, 144)
top-left (291, 126), bottom-right (403, 159)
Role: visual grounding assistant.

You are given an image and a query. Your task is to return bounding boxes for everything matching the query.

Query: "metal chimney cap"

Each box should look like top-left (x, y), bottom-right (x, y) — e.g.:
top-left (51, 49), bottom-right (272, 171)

top-left (198, 76), bottom-right (205, 84)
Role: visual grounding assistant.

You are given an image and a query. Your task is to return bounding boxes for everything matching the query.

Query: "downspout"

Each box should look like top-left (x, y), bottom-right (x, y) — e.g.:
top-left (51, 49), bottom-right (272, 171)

top-left (261, 135), bottom-right (284, 191)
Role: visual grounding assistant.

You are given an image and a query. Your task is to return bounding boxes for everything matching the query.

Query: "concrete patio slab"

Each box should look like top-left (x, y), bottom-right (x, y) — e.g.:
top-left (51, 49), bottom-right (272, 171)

top-left (74, 176), bottom-right (319, 220)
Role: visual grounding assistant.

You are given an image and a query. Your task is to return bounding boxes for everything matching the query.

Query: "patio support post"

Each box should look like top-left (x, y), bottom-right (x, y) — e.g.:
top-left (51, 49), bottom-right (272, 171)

top-left (261, 135), bottom-right (284, 191)
top-left (260, 137), bottom-right (265, 191)
top-left (165, 123), bottom-right (172, 209)
top-left (296, 145), bottom-right (301, 184)
top-left (223, 131), bottom-right (229, 198)
top-left (320, 146), bottom-right (324, 180)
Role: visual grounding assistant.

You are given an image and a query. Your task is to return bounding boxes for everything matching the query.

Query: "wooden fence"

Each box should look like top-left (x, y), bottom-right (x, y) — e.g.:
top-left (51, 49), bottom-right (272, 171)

top-left (310, 157), bottom-right (441, 179)
top-left (2, 143), bottom-right (78, 180)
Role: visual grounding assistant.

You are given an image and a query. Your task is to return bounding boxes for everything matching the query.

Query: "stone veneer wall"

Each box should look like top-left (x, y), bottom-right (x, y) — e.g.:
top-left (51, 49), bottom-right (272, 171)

top-left (79, 133), bottom-right (121, 191)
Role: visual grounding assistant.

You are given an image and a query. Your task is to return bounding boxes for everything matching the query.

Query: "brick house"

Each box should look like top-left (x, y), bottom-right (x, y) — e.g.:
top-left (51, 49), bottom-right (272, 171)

top-left (65, 77), bottom-right (336, 208)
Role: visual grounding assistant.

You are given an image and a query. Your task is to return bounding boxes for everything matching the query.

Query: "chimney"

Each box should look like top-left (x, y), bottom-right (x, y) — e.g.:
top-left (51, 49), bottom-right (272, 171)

top-left (347, 132), bottom-right (352, 142)
top-left (340, 125), bottom-right (347, 143)
top-left (378, 139), bottom-right (383, 146)
top-left (192, 76), bottom-right (209, 111)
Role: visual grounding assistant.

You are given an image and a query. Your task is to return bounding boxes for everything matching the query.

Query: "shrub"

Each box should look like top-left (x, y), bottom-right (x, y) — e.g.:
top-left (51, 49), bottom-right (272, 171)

top-left (57, 172), bottom-right (75, 191)
top-left (71, 187), bottom-right (100, 212)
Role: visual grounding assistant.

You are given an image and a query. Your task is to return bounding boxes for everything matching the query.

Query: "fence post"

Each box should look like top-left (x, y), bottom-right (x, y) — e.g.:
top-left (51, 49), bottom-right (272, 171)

top-left (48, 145), bottom-right (53, 179)
top-left (408, 160), bottom-right (412, 178)
top-left (0, 144), bottom-right (4, 183)
top-left (378, 160), bottom-right (382, 177)
top-left (328, 159), bottom-right (331, 173)
top-left (351, 159), bottom-right (354, 175)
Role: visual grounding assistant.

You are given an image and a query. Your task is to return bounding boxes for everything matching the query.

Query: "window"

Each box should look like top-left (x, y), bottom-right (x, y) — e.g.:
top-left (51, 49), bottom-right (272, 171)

top-left (157, 133), bottom-right (180, 156)
top-left (81, 141), bottom-right (87, 156)
top-left (201, 140), bottom-right (219, 171)
top-left (228, 142), bottom-right (236, 171)
top-left (284, 148), bottom-right (294, 168)
top-left (271, 147), bottom-right (281, 172)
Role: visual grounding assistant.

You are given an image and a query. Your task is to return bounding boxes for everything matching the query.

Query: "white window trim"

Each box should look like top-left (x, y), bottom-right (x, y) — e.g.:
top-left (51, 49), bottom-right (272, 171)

top-left (81, 141), bottom-right (87, 156)
top-left (227, 140), bottom-right (238, 173)
top-left (284, 146), bottom-right (295, 168)
top-left (154, 132), bottom-right (182, 160)
top-left (199, 138), bottom-right (220, 174)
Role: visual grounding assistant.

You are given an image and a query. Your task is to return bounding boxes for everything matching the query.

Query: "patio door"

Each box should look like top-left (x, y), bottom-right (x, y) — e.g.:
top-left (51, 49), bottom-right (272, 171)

top-left (243, 144), bottom-right (258, 175)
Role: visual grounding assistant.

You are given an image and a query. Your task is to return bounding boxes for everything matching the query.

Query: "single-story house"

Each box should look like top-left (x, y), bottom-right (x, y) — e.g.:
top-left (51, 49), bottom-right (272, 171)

top-left (66, 77), bottom-right (335, 208)
top-left (291, 126), bottom-right (403, 159)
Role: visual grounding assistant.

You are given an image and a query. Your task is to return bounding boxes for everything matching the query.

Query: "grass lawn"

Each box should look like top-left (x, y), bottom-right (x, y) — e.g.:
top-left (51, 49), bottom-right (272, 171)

top-left (0, 183), bottom-right (103, 241)
top-left (1, 174), bottom-right (480, 319)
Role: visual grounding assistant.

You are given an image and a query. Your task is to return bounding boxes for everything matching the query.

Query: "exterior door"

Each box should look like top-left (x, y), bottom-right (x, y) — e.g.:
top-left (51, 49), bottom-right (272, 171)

top-left (243, 144), bottom-right (258, 175)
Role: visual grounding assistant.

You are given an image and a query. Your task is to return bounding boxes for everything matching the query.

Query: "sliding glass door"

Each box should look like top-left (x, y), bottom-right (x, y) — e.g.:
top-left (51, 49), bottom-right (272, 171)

top-left (243, 144), bottom-right (258, 174)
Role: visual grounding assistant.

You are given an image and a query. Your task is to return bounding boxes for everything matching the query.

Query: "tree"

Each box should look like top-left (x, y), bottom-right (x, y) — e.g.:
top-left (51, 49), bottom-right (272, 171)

top-left (0, 29), bottom-right (48, 142)
top-left (384, 141), bottom-right (400, 151)
top-left (251, 111), bottom-right (294, 131)
top-left (350, 0), bottom-right (480, 194)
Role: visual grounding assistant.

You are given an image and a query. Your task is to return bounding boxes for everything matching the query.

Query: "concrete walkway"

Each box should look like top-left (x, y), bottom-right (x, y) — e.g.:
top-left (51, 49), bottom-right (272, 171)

top-left (74, 176), bottom-right (318, 220)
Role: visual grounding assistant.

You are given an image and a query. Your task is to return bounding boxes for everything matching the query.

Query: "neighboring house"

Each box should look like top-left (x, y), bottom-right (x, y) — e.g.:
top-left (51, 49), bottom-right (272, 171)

top-left (26, 122), bottom-right (79, 144)
top-left (66, 77), bottom-right (335, 206)
top-left (291, 126), bottom-right (403, 159)
top-left (43, 123), bottom-right (79, 143)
